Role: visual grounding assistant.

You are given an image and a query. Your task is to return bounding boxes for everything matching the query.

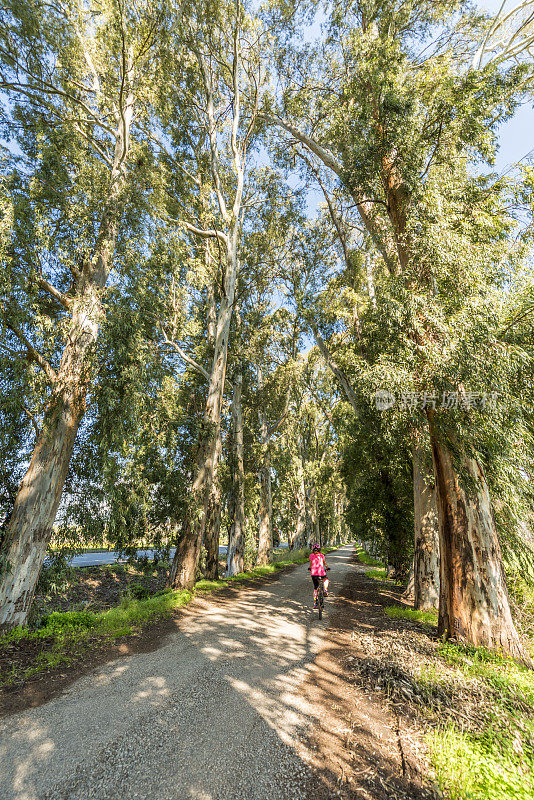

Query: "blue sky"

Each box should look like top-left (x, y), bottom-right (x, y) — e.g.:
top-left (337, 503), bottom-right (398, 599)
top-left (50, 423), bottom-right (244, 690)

top-left (478, 1), bottom-right (534, 171)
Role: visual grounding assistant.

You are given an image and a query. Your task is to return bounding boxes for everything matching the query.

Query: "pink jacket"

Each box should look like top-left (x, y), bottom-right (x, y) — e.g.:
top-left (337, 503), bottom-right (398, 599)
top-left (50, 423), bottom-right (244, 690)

top-left (309, 552), bottom-right (326, 577)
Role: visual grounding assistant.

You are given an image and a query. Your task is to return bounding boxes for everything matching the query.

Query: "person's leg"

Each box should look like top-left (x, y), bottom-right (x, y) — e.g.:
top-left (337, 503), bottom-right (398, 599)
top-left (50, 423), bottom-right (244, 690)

top-left (324, 577), bottom-right (329, 594)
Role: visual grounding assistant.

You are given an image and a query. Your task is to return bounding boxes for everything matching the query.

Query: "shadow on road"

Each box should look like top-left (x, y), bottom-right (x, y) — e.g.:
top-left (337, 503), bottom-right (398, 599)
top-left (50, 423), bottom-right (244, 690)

top-left (0, 546), bottom-right (432, 800)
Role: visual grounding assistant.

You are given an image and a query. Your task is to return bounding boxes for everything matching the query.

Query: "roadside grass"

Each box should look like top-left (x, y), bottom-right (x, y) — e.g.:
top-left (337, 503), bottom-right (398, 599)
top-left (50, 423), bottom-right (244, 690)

top-left (380, 606), bottom-right (534, 800)
top-left (429, 721), bottom-right (534, 800)
top-left (354, 545), bottom-right (383, 567)
top-left (426, 641), bottom-right (534, 800)
top-left (364, 567), bottom-right (391, 582)
top-left (356, 547), bottom-right (410, 587)
top-left (351, 544), bottom-right (534, 800)
top-left (384, 605), bottom-right (438, 626)
top-left (0, 544), bottom-right (326, 687)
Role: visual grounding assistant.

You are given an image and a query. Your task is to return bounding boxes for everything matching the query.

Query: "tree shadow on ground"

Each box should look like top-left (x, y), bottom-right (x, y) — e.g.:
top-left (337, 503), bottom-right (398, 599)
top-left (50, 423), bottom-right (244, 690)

top-left (0, 546), bottom-right (435, 800)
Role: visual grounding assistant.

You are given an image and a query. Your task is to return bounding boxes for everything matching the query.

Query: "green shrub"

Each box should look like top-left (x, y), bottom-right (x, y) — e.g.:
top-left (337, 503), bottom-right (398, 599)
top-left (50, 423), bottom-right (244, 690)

top-left (128, 582), bottom-right (150, 600)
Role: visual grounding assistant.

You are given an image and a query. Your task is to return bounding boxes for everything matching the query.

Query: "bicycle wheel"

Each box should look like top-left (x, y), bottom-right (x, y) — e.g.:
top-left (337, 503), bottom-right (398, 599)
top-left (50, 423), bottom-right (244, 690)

top-left (317, 588), bottom-right (324, 619)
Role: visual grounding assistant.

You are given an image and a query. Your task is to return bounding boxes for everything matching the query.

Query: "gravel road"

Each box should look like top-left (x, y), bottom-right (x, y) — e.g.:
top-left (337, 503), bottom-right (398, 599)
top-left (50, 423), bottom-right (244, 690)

top-left (0, 546), bottom-right (355, 800)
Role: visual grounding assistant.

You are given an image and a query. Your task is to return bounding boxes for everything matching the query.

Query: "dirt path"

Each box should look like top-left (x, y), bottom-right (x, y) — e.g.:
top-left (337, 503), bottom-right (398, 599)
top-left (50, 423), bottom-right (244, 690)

top-left (0, 547), bottom-right (435, 800)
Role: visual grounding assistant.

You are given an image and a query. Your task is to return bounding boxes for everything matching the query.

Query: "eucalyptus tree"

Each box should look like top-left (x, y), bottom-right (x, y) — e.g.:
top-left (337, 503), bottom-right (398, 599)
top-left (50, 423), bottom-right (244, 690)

top-left (160, 0), bottom-right (266, 590)
top-left (0, 0), bottom-right (162, 629)
top-left (301, 188), bottom-right (440, 604)
top-left (266, 0), bottom-right (533, 658)
top-left (223, 172), bottom-right (301, 571)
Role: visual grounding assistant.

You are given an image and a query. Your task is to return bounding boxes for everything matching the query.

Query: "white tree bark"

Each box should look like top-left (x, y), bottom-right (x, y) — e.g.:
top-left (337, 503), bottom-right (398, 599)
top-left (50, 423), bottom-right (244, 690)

top-left (168, 9), bottom-right (254, 589)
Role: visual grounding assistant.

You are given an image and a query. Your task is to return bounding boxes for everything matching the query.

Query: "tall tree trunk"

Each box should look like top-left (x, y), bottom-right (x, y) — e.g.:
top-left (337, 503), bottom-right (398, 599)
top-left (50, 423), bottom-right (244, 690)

top-left (168, 285), bottom-right (236, 590)
top-left (290, 470), bottom-right (306, 550)
top-left (311, 483), bottom-right (320, 545)
top-left (428, 414), bottom-right (529, 663)
top-left (168, 24), bottom-right (247, 589)
top-left (257, 400), bottom-right (272, 566)
top-left (298, 437), bottom-right (313, 547)
top-left (203, 423), bottom-right (222, 580)
top-left (226, 369), bottom-right (245, 577)
top-left (202, 275), bottom-right (221, 580)
top-left (0, 82), bottom-right (135, 630)
top-left (413, 446), bottom-right (440, 611)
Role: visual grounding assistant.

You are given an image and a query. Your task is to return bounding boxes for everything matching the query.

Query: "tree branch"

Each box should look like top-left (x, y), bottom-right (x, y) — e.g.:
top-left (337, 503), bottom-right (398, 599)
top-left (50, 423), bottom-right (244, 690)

top-left (313, 331), bottom-right (358, 413)
top-left (182, 220), bottom-right (229, 247)
top-left (37, 276), bottom-right (72, 309)
top-left (160, 326), bottom-right (210, 381)
top-left (268, 115), bottom-right (396, 271)
top-left (23, 407), bottom-right (41, 438)
top-left (4, 319), bottom-right (57, 384)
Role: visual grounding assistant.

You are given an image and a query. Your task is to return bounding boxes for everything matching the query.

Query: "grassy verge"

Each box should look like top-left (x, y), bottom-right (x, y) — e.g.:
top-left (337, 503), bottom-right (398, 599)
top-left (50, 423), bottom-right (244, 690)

top-left (354, 547), bottom-right (392, 584)
top-left (354, 545), bottom-right (383, 567)
top-left (426, 641), bottom-right (534, 800)
top-left (380, 602), bottom-right (534, 799)
top-left (365, 567), bottom-right (392, 582)
top-left (352, 545), bottom-right (534, 799)
top-left (384, 605), bottom-right (438, 626)
top-left (0, 545), bottom-right (326, 687)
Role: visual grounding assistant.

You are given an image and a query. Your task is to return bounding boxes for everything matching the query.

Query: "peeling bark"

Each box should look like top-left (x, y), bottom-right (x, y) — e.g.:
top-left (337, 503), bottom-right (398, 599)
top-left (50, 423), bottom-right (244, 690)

top-left (428, 415), bottom-right (530, 664)
top-left (413, 446), bottom-right (440, 611)
top-left (167, 16), bottom-right (249, 589)
top-left (168, 282), bottom-right (236, 589)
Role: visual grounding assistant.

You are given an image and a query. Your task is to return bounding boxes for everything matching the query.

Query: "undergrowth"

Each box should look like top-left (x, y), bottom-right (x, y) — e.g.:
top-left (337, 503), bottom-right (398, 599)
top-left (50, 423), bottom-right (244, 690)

top-left (355, 546), bottom-right (383, 567)
top-left (364, 567), bottom-right (391, 582)
top-left (385, 606), bottom-right (438, 626)
top-left (355, 545), bottom-right (534, 799)
top-left (384, 599), bottom-right (534, 799)
top-left (427, 641), bottom-right (534, 800)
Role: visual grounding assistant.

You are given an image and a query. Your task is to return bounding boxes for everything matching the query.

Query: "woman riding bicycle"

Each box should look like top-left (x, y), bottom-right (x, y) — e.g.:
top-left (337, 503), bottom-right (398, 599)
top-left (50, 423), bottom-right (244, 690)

top-left (308, 543), bottom-right (330, 609)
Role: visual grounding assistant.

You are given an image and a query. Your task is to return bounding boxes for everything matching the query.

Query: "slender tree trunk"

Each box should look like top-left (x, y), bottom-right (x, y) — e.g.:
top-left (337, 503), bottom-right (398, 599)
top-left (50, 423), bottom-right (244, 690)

top-left (226, 370), bottom-right (245, 577)
top-left (291, 471), bottom-right (306, 550)
top-left (203, 423), bottom-right (222, 580)
top-left (168, 22), bottom-right (248, 588)
top-left (201, 269), bottom-right (222, 579)
top-left (428, 414), bottom-right (529, 663)
top-left (257, 402), bottom-right (273, 566)
top-left (312, 484), bottom-right (320, 544)
top-left (0, 84), bottom-right (134, 630)
top-left (413, 446), bottom-right (440, 610)
top-left (168, 286), bottom-right (235, 590)
top-left (366, 253), bottom-right (377, 309)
